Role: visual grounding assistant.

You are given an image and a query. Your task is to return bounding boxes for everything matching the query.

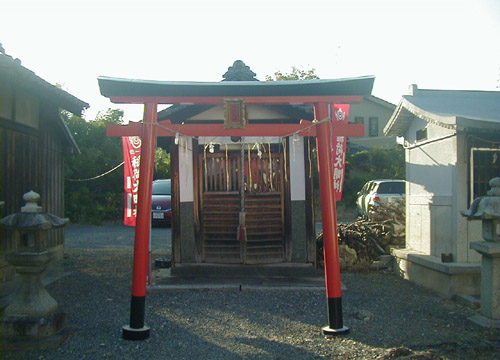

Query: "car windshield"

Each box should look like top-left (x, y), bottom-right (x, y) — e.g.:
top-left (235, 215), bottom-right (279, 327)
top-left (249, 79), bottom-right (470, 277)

top-left (152, 180), bottom-right (171, 195)
top-left (377, 182), bottom-right (405, 194)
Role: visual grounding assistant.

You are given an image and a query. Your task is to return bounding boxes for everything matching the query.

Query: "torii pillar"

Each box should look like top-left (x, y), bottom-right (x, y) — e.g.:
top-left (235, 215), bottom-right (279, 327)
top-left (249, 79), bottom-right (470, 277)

top-left (122, 103), bottom-right (157, 340)
top-left (315, 103), bottom-right (349, 335)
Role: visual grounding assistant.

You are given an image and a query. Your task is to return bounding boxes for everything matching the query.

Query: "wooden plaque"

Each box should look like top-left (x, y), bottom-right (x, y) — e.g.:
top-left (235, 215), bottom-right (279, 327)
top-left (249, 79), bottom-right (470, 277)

top-left (224, 99), bottom-right (246, 129)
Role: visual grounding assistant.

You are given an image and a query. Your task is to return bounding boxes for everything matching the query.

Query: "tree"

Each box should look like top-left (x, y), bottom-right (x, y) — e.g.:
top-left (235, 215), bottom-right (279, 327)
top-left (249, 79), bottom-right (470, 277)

top-left (265, 66), bottom-right (319, 81)
top-left (64, 109), bottom-right (125, 224)
top-left (154, 147), bottom-right (171, 180)
top-left (63, 109), bottom-right (172, 224)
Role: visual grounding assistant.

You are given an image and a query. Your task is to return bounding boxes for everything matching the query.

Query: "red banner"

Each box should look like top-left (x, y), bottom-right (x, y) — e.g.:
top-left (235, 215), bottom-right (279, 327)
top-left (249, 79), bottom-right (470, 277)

top-left (331, 104), bottom-right (349, 201)
top-left (122, 136), bottom-right (142, 226)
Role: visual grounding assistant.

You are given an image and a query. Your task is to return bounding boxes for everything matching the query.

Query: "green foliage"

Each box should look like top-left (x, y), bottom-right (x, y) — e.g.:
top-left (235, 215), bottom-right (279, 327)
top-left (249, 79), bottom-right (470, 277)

top-left (154, 147), bottom-right (171, 180)
top-left (265, 66), bottom-right (319, 81)
top-left (64, 109), bottom-right (173, 224)
top-left (64, 109), bottom-right (125, 224)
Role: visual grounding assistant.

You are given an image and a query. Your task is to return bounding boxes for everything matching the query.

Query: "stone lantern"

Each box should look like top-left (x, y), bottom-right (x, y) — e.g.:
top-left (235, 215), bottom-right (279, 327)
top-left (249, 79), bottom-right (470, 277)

top-left (461, 177), bottom-right (500, 329)
top-left (0, 191), bottom-right (71, 349)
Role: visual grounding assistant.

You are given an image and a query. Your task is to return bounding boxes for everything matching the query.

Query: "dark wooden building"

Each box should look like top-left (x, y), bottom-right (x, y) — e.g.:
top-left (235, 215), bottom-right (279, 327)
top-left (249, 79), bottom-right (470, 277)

top-left (158, 65), bottom-right (318, 271)
top-left (0, 46), bottom-right (88, 302)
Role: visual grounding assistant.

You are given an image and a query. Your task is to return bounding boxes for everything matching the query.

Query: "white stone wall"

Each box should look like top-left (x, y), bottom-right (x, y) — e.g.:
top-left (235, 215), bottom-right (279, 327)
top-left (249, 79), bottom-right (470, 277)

top-left (178, 136), bottom-right (193, 203)
top-left (405, 125), bottom-right (481, 263)
top-left (289, 137), bottom-right (305, 201)
top-left (405, 116), bottom-right (427, 143)
top-left (456, 133), bottom-right (481, 263)
top-left (405, 124), bottom-right (456, 256)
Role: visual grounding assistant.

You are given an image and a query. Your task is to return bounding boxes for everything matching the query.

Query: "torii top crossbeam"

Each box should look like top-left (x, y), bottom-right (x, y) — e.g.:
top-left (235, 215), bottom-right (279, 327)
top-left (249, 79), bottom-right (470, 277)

top-left (98, 74), bottom-right (374, 340)
top-left (101, 76), bottom-right (375, 138)
top-left (98, 75), bottom-right (374, 105)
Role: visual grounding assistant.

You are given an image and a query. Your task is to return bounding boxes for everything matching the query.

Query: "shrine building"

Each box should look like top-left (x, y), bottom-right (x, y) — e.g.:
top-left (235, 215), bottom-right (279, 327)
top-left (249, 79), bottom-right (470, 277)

top-left (102, 61), bottom-right (374, 275)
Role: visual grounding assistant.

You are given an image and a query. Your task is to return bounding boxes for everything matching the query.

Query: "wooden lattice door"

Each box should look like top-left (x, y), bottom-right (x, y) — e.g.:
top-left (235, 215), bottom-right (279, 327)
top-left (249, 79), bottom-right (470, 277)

top-left (200, 147), bottom-right (285, 264)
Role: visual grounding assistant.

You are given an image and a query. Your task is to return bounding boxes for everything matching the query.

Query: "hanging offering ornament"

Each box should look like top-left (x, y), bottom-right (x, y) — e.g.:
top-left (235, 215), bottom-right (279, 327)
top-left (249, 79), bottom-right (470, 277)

top-left (247, 143), bottom-right (252, 192)
top-left (308, 135), bottom-right (313, 178)
top-left (282, 138), bottom-right (288, 182)
top-left (203, 143), bottom-right (208, 190)
top-left (268, 142), bottom-right (274, 191)
top-left (292, 132), bottom-right (300, 161)
top-left (225, 144), bottom-right (230, 191)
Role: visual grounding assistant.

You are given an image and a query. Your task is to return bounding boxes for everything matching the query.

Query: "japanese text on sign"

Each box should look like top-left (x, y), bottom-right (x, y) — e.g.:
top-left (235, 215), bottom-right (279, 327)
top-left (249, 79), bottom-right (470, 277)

top-left (331, 104), bottom-right (349, 201)
top-left (122, 136), bottom-right (142, 226)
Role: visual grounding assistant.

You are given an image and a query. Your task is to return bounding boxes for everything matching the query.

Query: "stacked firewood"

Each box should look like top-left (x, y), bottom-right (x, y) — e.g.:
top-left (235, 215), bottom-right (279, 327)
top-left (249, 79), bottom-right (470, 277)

top-left (367, 198), bottom-right (406, 245)
top-left (317, 200), bottom-right (405, 270)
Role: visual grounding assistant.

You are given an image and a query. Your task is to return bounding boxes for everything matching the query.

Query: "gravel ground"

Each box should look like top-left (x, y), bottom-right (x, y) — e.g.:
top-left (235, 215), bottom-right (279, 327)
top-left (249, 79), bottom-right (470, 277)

top-left (3, 224), bottom-right (499, 359)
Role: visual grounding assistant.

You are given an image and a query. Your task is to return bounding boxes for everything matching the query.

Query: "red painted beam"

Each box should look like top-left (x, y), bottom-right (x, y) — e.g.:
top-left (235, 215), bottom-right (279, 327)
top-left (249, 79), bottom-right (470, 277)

top-left (108, 95), bottom-right (363, 105)
top-left (106, 121), bottom-right (365, 138)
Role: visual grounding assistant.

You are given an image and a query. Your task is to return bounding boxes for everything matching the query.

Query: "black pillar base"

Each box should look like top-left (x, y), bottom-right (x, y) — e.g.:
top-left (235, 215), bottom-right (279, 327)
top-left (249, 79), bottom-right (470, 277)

top-left (322, 325), bottom-right (350, 336)
top-left (323, 296), bottom-right (349, 336)
top-left (123, 295), bottom-right (150, 340)
top-left (122, 325), bottom-right (150, 340)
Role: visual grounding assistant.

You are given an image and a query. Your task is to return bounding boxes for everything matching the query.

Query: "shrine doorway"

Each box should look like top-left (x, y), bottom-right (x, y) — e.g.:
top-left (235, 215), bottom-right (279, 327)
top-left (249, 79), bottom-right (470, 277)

top-left (198, 144), bottom-right (285, 264)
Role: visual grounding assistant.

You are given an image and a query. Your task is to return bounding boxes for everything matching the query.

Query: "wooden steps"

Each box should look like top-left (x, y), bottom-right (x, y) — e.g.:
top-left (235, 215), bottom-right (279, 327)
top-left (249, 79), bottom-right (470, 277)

top-left (201, 192), bottom-right (284, 264)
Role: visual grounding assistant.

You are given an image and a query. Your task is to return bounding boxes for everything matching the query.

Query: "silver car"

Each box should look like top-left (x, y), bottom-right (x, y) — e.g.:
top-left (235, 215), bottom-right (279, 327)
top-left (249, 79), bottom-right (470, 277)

top-left (356, 179), bottom-right (405, 218)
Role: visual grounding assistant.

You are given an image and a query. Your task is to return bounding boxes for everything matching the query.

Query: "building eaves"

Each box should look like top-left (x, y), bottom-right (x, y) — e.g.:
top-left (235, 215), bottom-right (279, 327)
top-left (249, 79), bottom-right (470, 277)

top-left (384, 89), bottom-right (500, 136)
top-left (157, 103), bottom-right (313, 124)
top-left (384, 96), bottom-right (460, 136)
top-left (0, 52), bottom-right (89, 115)
top-left (0, 50), bottom-right (88, 154)
top-left (158, 104), bottom-right (213, 122)
top-left (384, 99), bottom-right (413, 136)
top-left (404, 89), bottom-right (500, 123)
top-left (365, 95), bottom-right (396, 110)
top-left (57, 113), bottom-right (81, 155)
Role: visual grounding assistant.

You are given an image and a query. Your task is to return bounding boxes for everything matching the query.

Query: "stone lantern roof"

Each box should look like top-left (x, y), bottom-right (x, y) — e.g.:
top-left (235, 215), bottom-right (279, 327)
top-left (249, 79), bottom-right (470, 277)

top-left (461, 178), bottom-right (500, 220)
top-left (0, 191), bottom-right (68, 230)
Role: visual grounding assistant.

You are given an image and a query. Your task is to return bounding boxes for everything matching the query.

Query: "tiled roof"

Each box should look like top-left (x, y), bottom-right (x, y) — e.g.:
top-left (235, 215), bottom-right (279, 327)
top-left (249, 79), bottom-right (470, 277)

top-left (0, 47), bottom-right (89, 154)
top-left (0, 49), bottom-right (89, 115)
top-left (385, 85), bottom-right (500, 136)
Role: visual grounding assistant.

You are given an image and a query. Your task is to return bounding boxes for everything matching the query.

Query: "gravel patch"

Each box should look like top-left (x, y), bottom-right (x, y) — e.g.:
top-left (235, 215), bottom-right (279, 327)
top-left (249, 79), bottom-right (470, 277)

top-left (2, 224), bottom-right (499, 359)
top-left (64, 223), bottom-right (171, 253)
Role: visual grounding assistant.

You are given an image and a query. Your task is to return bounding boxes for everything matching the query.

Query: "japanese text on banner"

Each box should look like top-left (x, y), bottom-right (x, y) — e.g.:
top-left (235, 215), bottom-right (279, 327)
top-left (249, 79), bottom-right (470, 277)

top-left (331, 104), bottom-right (349, 201)
top-left (122, 136), bottom-right (142, 226)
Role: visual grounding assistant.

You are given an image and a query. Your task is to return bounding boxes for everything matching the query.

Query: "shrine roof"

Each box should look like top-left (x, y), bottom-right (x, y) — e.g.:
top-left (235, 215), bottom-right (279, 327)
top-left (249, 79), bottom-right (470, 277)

top-left (1, 49), bottom-right (89, 115)
top-left (98, 76), bottom-right (375, 101)
top-left (385, 85), bottom-right (500, 136)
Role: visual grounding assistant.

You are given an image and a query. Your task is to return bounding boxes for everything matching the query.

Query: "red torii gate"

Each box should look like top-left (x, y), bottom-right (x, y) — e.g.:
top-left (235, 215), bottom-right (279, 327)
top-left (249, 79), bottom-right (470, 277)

top-left (99, 75), bottom-right (375, 340)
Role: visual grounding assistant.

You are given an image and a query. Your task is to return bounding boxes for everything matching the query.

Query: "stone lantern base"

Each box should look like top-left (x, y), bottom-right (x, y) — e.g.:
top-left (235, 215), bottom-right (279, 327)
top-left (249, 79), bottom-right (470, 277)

top-left (0, 191), bottom-right (72, 350)
top-left (468, 240), bottom-right (500, 329)
top-left (0, 261), bottom-right (73, 350)
top-left (1, 309), bottom-right (73, 350)
top-left (460, 177), bottom-right (500, 329)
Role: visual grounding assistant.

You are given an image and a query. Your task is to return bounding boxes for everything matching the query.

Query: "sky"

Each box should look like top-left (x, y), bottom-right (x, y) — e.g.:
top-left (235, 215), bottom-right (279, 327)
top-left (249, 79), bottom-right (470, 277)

top-left (2, 0), bottom-right (499, 123)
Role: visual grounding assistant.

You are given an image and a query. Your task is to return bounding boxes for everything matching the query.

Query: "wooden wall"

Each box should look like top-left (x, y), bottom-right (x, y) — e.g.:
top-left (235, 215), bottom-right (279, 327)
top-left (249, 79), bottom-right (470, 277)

top-left (1, 115), bottom-right (66, 261)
